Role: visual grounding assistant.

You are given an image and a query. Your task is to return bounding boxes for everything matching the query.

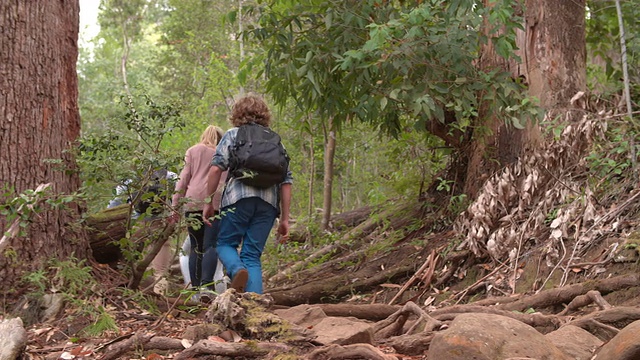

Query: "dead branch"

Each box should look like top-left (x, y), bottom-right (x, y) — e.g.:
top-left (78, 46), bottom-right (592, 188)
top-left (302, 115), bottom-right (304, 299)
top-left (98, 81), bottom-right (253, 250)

top-left (495, 273), bottom-right (640, 312)
top-left (98, 332), bottom-right (154, 360)
top-left (374, 302), bottom-right (442, 339)
top-left (389, 250), bottom-right (437, 305)
top-left (558, 290), bottom-right (612, 316)
top-left (433, 250), bottom-right (473, 288)
top-left (318, 303), bottom-right (400, 322)
top-left (428, 305), bottom-right (563, 331)
top-left (146, 336), bottom-right (184, 350)
top-left (173, 339), bottom-right (290, 359)
top-left (451, 263), bottom-right (507, 304)
top-left (305, 343), bottom-right (397, 360)
top-left (267, 240), bottom-right (424, 307)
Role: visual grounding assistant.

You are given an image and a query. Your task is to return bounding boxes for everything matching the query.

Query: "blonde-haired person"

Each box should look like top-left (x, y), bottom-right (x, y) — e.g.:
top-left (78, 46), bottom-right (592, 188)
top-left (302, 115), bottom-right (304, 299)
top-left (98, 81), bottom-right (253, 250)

top-left (203, 94), bottom-right (292, 294)
top-left (171, 125), bottom-right (227, 292)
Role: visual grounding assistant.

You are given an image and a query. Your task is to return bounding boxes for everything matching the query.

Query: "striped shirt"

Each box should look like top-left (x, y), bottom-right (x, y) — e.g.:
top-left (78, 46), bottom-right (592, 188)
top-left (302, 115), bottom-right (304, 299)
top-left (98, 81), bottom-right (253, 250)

top-left (211, 126), bottom-right (293, 211)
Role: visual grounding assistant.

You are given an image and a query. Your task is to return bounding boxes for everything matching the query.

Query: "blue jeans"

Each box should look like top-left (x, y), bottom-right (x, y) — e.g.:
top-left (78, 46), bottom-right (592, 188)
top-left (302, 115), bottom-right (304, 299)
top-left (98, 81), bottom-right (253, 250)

top-left (217, 197), bottom-right (277, 294)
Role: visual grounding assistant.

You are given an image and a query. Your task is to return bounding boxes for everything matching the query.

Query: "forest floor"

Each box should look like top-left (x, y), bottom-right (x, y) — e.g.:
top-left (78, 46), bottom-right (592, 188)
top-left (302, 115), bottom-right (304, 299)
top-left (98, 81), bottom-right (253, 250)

top-left (22, 186), bottom-right (640, 359)
top-left (19, 108), bottom-right (640, 359)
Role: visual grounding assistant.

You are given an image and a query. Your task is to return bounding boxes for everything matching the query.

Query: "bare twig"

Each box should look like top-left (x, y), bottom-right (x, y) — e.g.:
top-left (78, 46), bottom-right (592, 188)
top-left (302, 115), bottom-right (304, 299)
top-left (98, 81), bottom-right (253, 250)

top-left (388, 250), bottom-right (436, 305)
top-left (452, 263), bottom-right (506, 304)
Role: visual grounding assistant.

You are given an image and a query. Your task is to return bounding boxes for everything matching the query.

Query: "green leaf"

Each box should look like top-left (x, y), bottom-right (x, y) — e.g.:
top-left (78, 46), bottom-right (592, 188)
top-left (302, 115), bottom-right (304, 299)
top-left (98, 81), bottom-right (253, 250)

top-left (511, 117), bottom-right (525, 129)
top-left (432, 83), bottom-right (450, 94)
top-left (380, 97), bottom-right (388, 110)
top-left (306, 71), bottom-right (322, 95)
top-left (296, 64), bottom-right (308, 77)
top-left (325, 10), bottom-right (333, 30)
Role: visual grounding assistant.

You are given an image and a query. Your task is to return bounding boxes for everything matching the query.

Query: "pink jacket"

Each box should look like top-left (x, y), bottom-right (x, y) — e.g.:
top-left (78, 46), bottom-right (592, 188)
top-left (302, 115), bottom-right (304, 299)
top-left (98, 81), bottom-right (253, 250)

top-left (172, 143), bottom-right (227, 212)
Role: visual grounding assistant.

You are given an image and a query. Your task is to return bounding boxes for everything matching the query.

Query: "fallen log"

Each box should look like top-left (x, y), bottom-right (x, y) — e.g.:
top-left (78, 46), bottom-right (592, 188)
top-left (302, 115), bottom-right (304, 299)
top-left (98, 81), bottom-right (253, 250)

top-left (85, 204), bottom-right (131, 264)
top-left (173, 339), bottom-right (291, 359)
top-left (306, 343), bottom-right (397, 360)
top-left (495, 273), bottom-right (640, 312)
top-left (318, 303), bottom-right (400, 322)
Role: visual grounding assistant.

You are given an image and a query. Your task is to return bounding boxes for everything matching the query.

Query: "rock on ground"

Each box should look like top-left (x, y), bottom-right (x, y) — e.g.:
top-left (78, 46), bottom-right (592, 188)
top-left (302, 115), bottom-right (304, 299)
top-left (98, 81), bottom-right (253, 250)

top-left (428, 313), bottom-right (570, 360)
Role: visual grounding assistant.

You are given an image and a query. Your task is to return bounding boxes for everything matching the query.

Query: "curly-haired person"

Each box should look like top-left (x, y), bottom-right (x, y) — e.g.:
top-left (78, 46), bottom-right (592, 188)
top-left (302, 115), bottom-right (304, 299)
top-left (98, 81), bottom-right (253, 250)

top-left (203, 94), bottom-right (292, 294)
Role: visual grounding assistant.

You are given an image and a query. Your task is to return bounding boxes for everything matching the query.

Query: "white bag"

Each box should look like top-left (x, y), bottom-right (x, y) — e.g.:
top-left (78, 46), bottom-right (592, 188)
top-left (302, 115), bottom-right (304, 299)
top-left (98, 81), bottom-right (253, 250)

top-left (180, 237), bottom-right (227, 293)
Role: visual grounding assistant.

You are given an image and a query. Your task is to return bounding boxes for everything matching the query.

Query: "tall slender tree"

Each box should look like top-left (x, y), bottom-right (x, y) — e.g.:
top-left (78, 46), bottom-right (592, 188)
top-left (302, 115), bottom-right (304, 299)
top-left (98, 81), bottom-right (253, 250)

top-left (0, 1), bottom-right (88, 296)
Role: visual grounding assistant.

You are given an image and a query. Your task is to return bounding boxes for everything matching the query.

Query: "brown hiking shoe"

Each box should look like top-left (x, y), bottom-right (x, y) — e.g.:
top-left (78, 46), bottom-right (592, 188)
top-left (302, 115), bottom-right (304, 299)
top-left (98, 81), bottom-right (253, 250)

top-left (230, 269), bottom-right (248, 293)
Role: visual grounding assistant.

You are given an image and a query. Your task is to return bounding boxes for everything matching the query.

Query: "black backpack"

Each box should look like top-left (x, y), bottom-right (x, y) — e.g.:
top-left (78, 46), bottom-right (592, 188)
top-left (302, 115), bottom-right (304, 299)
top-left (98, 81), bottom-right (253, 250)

top-left (132, 169), bottom-right (169, 215)
top-left (229, 123), bottom-right (290, 188)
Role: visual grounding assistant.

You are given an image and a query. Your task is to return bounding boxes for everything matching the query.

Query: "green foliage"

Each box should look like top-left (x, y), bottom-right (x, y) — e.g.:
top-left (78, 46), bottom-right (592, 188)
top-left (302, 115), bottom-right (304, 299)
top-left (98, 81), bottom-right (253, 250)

top-left (585, 116), bottom-right (636, 189)
top-left (14, 256), bottom-right (118, 336)
top-left (1, 184), bottom-right (83, 241)
top-left (1, 185), bottom-right (51, 239)
top-left (247, 0), bottom-right (540, 139)
top-left (157, 0), bottom-right (243, 131)
top-left (120, 288), bottom-right (161, 314)
top-left (586, 0), bottom-right (640, 102)
top-left (79, 1), bottom-right (168, 132)
top-left (22, 270), bottom-right (48, 294)
top-left (22, 257), bottom-right (95, 298)
top-left (77, 92), bottom-right (185, 213)
top-left (436, 177), bottom-right (468, 215)
top-left (80, 306), bottom-right (119, 337)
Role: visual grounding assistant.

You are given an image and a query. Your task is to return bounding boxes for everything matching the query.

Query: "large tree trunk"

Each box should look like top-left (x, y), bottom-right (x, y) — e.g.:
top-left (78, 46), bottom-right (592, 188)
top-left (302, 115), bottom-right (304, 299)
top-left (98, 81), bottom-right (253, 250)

top-left (462, 0), bottom-right (586, 198)
top-left (0, 1), bottom-right (87, 298)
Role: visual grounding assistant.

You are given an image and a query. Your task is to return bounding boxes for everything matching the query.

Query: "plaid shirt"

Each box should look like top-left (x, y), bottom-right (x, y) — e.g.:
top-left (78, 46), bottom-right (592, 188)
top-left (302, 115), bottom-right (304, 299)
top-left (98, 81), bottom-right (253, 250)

top-left (212, 127), bottom-right (293, 211)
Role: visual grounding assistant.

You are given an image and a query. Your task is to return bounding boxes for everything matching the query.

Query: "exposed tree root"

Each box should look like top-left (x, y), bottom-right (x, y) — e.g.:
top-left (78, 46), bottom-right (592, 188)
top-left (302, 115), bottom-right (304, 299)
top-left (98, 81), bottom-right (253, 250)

top-left (305, 343), bottom-right (397, 360)
top-left (567, 306), bottom-right (640, 340)
top-left (374, 302), bottom-right (442, 339)
top-left (558, 290), bottom-right (612, 316)
top-left (99, 332), bottom-right (154, 360)
top-left (494, 273), bottom-right (640, 312)
top-left (173, 339), bottom-right (291, 359)
top-left (429, 305), bottom-right (563, 332)
top-left (381, 333), bottom-right (434, 356)
top-left (317, 303), bottom-right (400, 321)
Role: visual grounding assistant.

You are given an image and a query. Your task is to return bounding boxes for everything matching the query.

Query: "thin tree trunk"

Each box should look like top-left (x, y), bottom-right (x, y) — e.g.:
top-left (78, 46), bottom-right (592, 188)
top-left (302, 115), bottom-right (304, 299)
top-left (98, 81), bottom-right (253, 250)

top-left (615, 0), bottom-right (637, 179)
top-left (307, 116), bottom-right (315, 222)
top-left (238, 0), bottom-right (245, 95)
top-left (321, 117), bottom-right (337, 231)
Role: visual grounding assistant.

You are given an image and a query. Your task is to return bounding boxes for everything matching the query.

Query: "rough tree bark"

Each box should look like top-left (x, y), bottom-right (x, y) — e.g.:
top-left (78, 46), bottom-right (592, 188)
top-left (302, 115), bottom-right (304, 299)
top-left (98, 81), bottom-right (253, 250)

top-left (461, 0), bottom-right (587, 198)
top-left (0, 0), bottom-right (88, 297)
